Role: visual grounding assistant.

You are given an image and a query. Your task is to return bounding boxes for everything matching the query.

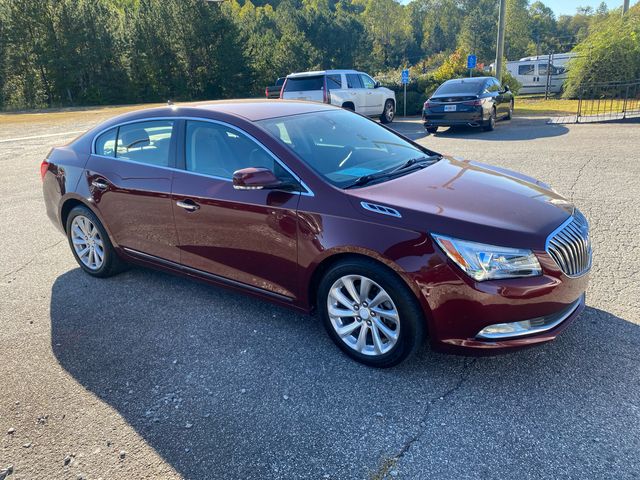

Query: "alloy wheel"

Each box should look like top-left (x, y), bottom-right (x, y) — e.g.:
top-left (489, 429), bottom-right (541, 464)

top-left (70, 215), bottom-right (105, 270)
top-left (385, 102), bottom-right (395, 122)
top-left (327, 275), bottom-right (400, 356)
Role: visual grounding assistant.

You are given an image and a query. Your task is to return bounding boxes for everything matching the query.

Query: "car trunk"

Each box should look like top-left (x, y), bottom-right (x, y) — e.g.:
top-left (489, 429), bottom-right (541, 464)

top-left (425, 95), bottom-right (481, 115)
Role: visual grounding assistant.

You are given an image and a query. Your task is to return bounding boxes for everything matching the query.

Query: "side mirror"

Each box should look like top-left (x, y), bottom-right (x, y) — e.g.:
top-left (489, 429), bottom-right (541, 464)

top-left (503, 85), bottom-right (510, 92)
top-left (374, 81), bottom-right (381, 88)
top-left (232, 167), bottom-right (295, 191)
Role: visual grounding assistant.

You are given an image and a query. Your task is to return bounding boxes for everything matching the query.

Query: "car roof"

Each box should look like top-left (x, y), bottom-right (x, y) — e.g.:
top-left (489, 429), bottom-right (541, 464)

top-left (287, 69), bottom-right (361, 78)
top-left (96, 100), bottom-right (336, 127)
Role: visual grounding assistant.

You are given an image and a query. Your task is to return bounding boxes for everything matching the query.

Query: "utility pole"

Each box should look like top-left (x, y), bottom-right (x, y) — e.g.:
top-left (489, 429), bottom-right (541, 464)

top-left (623, 0), bottom-right (630, 14)
top-left (495, 0), bottom-right (507, 83)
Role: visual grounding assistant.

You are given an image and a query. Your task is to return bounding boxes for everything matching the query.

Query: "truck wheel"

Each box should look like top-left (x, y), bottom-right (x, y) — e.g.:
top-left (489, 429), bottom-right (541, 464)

top-left (380, 100), bottom-right (395, 124)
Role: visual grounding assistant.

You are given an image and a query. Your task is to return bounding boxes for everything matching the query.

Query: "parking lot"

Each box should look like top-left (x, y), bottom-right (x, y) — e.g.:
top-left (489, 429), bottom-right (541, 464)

top-left (1, 110), bottom-right (639, 479)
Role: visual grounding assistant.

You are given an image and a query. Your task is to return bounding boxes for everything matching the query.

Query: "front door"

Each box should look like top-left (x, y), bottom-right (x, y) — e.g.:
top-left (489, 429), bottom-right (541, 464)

top-left (171, 120), bottom-right (301, 300)
top-left (360, 73), bottom-right (384, 116)
top-left (86, 120), bottom-right (179, 262)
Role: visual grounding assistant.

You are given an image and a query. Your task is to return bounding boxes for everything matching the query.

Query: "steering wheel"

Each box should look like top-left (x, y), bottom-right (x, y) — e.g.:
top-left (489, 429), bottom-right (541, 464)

top-left (338, 145), bottom-right (355, 168)
top-left (126, 138), bottom-right (150, 150)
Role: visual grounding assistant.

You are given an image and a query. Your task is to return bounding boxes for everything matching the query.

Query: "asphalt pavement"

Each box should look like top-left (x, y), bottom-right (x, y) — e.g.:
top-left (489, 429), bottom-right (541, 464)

top-left (1, 110), bottom-right (639, 479)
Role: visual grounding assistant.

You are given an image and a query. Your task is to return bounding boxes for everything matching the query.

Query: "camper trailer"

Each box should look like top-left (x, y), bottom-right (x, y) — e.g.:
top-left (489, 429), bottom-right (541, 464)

top-left (505, 53), bottom-right (577, 95)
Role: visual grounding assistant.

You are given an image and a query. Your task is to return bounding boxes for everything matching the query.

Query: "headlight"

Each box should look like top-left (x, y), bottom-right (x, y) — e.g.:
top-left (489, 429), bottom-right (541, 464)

top-left (432, 234), bottom-right (542, 281)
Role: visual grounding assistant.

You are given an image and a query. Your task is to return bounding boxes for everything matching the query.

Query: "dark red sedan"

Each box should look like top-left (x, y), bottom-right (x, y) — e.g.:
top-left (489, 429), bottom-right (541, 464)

top-left (42, 101), bottom-right (591, 367)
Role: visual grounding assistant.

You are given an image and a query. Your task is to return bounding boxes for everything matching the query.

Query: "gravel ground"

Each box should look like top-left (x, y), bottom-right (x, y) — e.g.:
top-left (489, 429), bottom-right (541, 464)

top-left (0, 109), bottom-right (639, 480)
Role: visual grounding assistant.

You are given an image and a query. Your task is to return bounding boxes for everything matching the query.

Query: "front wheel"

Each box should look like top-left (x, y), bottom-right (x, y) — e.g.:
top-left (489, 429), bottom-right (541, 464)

top-left (318, 258), bottom-right (425, 368)
top-left (380, 99), bottom-right (395, 124)
top-left (66, 205), bottom-right (126, 278)
top-left (426, 126), bottom-right (438, 134)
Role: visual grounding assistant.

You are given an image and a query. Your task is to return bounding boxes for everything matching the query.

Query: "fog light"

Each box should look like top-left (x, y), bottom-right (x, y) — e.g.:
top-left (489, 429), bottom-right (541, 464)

top-left (477, 320), bottom-right (533, 338)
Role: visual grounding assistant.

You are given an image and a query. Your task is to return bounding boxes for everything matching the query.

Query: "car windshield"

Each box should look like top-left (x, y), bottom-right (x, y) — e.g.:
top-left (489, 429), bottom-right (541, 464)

top-left (435, 80), bottom-right (483, 96)
top-left (257, 110), bottom-right (431, 188)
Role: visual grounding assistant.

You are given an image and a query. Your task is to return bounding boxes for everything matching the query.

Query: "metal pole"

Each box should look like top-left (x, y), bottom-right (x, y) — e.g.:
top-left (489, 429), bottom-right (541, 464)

top-left (495, 0), bottom-right (507, 83)
top-left (403, 83), bottom-right (407, 117)
top-left (623, 0), bottom-right (630, 14)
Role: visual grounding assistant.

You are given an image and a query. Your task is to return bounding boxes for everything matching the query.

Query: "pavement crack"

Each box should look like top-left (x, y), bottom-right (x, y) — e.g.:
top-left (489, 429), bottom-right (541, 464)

top-left (3, 239), bottom-right (64, 281)
top-left (370, 358), bottom-right (478, 480)
top-left (569, 156), bottom-right (596, 200)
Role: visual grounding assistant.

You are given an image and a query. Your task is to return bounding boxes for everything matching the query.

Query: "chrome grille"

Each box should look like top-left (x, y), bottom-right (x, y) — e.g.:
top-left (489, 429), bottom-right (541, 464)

top-left (546, 210), bottom-right (592, 277)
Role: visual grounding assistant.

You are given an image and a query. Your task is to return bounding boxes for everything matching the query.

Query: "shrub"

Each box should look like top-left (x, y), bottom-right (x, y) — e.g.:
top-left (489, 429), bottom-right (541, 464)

top-left (563, 5), bottom-right (640, 98)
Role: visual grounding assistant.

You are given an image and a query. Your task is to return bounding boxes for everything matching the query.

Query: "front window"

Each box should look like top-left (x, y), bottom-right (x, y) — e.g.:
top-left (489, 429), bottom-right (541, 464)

top-left (360, 74), bottom-right (375, 89)
top-left (257, 110), bottom-right (430, 188)
top-left (185, 120), bottom-right (295, 183)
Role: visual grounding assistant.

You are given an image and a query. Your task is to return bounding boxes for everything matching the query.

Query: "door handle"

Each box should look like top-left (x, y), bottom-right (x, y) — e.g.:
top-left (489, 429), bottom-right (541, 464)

top-left (176, 199), bottom-right (200, 212)
top-left (91, 179), bottom-right (109, 190)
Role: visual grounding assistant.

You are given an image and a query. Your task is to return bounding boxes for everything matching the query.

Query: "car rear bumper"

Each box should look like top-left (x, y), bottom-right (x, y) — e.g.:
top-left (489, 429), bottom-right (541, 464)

top-left (409, 250), bottom-right (589, 355)
top-left (423, 111), bottom-right (488, 128)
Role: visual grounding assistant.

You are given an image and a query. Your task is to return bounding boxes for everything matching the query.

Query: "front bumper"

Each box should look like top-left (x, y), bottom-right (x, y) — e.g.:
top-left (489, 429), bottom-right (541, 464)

top-left (409, 248), bottom-right (589, 355)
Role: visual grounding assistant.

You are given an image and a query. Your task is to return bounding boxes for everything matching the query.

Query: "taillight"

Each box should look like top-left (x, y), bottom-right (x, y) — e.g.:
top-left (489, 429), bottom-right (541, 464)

top-left (40, 160), bottom-right (50, 181)
top-left (463, 99), bottom-right (483, 106)
top-left (424, 101), bottom-right (432, 109)
top-left (265, 87), bottom-right (268, 98)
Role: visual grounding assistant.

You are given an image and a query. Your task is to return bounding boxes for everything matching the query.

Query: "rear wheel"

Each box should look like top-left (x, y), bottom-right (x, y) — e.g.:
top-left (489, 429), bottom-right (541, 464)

top-left (66, 205), bottom-right (126, 278)
top-left (483, 107), bottom-right (496, 131)
top-left (506, 100), bottom-right (514, 120)
top-left (318, 258), bottom-right (425, 368)
top-left (426, 126), bottom-right (438, 134)
top-left (380, 99), bottom-right (395, 124)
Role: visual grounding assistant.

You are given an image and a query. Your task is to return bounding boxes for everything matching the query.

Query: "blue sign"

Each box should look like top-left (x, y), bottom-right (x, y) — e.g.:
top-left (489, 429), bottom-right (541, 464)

top-left (467, 54), bottom-right (477, 69)
top-left (401, 69), bottom-right (409, 85)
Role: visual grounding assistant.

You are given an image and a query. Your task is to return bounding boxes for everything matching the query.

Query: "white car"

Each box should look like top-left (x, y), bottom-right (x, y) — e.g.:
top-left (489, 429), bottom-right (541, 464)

top-left (280, 69), bottom-right (396, 123)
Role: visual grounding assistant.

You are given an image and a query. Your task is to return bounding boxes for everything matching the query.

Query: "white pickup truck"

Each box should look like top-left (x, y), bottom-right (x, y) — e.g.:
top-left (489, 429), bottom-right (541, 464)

top-left (280, 69), bottom-right (396, 123)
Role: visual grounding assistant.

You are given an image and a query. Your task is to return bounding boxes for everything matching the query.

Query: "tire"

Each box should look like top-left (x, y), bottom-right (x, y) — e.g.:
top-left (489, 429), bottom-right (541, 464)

top-left (426, 126), bottom-right (438, 134)
top-left (317, 258), bottom-right (426, 368)
top-left (342, 102), bottom-right (355, 111)
top-left (483, 107), bottom-right (496, 131)
top-left (380, 99), bottom-right (395, 124)
top-left (506, 100), bottom-right (514, 120)
top-left (66, 205), bottom-right (126, 278)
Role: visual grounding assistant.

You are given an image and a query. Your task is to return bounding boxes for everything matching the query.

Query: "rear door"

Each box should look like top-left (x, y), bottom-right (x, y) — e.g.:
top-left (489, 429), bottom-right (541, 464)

top-left (281, 75), bottom-right (325, 103)
top-left (86, 120), bottom-right (179, 262)
top-left (346, 73), bottom-right (367, 113)
top-left (170, 119), bottom-right (301, 300)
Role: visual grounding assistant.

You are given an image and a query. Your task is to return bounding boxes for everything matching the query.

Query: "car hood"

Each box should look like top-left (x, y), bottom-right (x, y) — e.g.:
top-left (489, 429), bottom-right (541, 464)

top-left (348, 156), bottom-right (573, 250)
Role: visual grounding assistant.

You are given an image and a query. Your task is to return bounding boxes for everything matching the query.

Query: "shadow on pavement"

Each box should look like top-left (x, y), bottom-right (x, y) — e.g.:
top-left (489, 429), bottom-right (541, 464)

top-left (50, 267), bottom-right (640, 479)
top-left (392, 117), bottom-right (570, 143)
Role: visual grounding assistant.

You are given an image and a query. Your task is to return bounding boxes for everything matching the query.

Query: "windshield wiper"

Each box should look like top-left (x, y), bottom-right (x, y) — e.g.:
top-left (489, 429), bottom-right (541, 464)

top-left (344, 155), bottom-right (440, 189)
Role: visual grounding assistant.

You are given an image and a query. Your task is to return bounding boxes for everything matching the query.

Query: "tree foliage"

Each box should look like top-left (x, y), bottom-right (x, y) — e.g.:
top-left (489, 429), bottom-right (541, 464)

top-left (563, 4), bottom-right (640, 98)
top-left (0, 0), bottom-right (629, 109)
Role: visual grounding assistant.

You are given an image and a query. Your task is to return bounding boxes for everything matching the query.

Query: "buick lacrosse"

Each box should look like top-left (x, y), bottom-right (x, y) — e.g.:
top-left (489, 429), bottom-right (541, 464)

top-left (42, 101), bottom-right (590, 367)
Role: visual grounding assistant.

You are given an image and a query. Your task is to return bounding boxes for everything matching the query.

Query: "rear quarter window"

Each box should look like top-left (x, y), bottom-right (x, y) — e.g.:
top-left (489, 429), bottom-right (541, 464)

top-left (284, 76), bottom-right (324, 91)
top-left (95, 128), bottom-right (117, 157)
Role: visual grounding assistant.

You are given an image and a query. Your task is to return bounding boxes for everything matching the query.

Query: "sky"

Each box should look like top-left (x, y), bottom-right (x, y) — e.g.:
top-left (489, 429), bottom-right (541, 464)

top-left (543, 0), bottom-right (624, 16)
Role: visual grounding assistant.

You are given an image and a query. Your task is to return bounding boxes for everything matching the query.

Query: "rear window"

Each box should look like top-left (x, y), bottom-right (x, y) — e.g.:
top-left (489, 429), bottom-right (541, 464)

top-left (284, 76), bottom-right (324, 92)
top-left (519, 64), bottom-right (534, 75)
top-left (435, 81), bottom-right (483, 95)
